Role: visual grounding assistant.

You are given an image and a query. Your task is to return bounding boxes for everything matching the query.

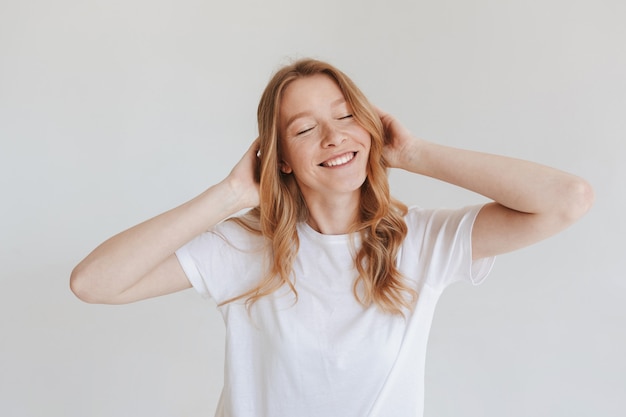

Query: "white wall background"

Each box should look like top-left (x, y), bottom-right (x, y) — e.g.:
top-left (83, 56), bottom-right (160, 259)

top-left (1, 0), bottom-right (624, 416)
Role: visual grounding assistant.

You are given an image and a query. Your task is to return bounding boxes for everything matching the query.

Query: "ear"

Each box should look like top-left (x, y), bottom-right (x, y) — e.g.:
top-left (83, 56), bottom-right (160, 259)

top-left (280, 161), bottom-right (293, 174)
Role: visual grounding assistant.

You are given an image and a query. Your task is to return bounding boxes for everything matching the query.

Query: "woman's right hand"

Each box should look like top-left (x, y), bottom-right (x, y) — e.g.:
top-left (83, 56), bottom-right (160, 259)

top-left (223, 138), bottom-right (261, 210)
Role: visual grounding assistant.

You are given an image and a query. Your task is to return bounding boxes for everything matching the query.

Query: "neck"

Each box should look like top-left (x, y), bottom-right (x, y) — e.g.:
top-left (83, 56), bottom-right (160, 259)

top-left (304, 193), bottom-right (360, 235)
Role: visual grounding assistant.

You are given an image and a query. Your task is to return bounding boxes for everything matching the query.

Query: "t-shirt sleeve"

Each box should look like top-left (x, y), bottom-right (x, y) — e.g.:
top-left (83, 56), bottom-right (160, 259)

top-left (175, 235), bottom-right (214, 300)
top-left (402, 204), bottom-right (495, 291)
top-left (175, 221), bottom-right (266, 305)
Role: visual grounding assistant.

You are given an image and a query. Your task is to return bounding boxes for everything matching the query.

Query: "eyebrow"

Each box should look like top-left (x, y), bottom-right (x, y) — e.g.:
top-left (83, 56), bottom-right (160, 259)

top-left (284, 97), bottom-right (347, 131)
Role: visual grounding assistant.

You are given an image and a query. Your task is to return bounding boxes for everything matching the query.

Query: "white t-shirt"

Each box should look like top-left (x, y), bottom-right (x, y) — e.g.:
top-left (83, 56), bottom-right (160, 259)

top-left (176, 204), bottom-right (495, 417)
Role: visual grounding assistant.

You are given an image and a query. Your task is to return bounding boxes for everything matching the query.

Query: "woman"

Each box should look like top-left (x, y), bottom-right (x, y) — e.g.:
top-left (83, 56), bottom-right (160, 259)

top-left (70, 59), bottom-right (593, 416)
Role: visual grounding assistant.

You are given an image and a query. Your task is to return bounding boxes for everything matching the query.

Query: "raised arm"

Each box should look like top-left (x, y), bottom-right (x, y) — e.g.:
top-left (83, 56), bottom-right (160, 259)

top-left (378, 109), bottom-right (594, 260)
top-left (70, 140), bottom-right (260, 304)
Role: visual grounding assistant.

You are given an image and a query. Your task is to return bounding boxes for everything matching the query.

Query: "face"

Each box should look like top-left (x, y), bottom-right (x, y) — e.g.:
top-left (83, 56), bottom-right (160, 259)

top-left (278, 74), bottom-right (371, 205)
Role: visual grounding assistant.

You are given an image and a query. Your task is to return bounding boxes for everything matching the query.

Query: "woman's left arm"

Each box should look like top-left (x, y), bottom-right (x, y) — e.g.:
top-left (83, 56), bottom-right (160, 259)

top-left (378, 109), bottom-right (594, 260)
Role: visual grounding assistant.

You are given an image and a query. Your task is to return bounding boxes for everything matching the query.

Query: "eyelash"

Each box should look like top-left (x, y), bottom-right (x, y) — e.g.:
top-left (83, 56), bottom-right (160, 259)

top-left (295, 115), bottom-right (353, 136)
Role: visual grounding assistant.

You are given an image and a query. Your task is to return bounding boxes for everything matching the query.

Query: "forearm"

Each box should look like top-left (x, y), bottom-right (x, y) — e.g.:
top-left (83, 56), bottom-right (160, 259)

top-left (402, 140), bottom-right (592, 217)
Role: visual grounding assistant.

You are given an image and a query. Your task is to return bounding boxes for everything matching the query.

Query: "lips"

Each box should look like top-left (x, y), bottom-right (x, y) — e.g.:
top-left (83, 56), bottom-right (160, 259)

top-left (320, 152), bottom-right (356, 167)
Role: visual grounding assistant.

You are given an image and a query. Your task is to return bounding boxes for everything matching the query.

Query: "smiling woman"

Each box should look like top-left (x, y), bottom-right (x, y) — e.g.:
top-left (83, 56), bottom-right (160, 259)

top-left (70, 58), bottom-right (593, 417)
top-left (278, 74), bottom-right (373, 227)
top-left (240, 60), bottom-right (413, 317)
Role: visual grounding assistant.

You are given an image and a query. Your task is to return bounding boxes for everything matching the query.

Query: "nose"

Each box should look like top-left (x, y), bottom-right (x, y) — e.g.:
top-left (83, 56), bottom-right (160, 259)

top-left (321, 124), bottom-right (346, 148)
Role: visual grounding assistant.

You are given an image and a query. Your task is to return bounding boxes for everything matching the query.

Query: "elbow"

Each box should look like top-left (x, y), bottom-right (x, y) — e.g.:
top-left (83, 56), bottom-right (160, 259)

top-left (69, 264), bottom-right (95, 303)
top-left (561, 177), bottom-right (595, 223)
top-left (70, 263), bottom-right (107, 304)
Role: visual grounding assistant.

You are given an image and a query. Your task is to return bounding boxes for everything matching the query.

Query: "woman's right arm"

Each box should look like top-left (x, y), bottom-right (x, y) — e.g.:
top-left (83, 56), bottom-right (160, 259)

top-left (70, 140), bottom-right (260, 304)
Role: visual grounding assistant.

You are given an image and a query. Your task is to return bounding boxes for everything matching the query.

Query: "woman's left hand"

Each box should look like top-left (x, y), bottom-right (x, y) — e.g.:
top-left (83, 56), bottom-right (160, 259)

top-left (376, 107), bottom-right (422, 171)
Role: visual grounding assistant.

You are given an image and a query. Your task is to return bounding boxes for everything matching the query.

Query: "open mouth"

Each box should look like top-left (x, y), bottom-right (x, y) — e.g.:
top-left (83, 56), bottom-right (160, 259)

top-left (320, 152), bottom-right (356, 167)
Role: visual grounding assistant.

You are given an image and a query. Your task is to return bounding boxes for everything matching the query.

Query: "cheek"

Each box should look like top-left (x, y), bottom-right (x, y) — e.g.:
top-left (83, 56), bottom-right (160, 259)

top-left (278, 137), bottom-right (295, 162)
top-left (352, 125), bottom-right (371, 144)
top-left (280, 141), bottom-right (311, 171)
top-left (360, 130), bottom-right (373, 152)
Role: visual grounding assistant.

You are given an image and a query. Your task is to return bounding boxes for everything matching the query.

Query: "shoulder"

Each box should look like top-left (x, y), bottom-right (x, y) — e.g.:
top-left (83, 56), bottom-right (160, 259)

top-left (399, 204), bottom-right (494, 288)
top-left (210, 215), bottom-right (266, 250)
top-left (402, 204), bottom-right (488, 252)
top-left (181, 213), bottom-right (265, 257)
top-left (404, 204), bottom-right (485, 229)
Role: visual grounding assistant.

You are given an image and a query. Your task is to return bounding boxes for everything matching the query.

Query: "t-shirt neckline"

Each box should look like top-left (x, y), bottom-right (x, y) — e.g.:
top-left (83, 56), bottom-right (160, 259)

top-left (297, 221), bottom-right (354, 244)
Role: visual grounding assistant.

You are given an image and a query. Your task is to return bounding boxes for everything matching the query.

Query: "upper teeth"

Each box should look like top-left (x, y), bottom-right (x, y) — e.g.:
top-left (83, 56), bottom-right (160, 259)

top-left (323, 153), bottom-right (354, 167)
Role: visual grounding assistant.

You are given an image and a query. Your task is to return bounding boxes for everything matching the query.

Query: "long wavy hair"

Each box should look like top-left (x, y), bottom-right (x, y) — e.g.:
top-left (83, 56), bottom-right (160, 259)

top-left (227, 58), bottom-right (416, 315)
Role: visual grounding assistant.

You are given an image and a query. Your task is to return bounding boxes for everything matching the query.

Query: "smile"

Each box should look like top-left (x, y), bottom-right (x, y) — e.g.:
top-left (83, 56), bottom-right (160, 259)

top-left (320, 152), bottom-right (356, 167)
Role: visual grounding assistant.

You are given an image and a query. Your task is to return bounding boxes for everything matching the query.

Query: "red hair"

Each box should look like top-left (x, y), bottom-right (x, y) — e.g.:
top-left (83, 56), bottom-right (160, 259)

top-left (227, 59), bottom-right (416, 314)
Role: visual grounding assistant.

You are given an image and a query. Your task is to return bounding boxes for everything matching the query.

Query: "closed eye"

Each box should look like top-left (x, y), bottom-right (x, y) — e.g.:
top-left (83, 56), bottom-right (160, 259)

top-left (297, 126), bottom-right (315, 135)
top-left (339, 114), bottom-right (353, 120)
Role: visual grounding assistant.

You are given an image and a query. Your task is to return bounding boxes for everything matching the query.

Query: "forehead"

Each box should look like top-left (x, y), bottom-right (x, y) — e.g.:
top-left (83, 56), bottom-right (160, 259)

top-left (279, 74), bottom-right (345, 116)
